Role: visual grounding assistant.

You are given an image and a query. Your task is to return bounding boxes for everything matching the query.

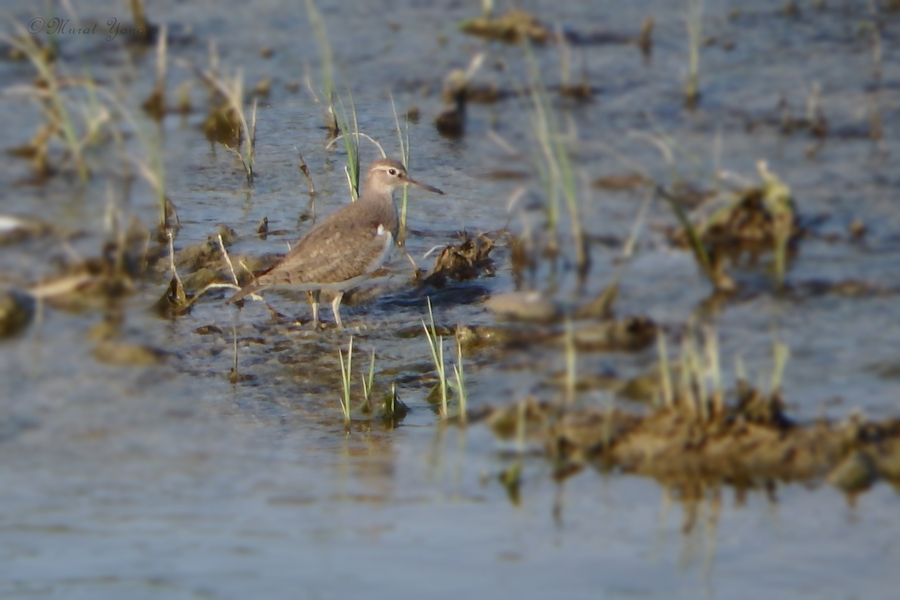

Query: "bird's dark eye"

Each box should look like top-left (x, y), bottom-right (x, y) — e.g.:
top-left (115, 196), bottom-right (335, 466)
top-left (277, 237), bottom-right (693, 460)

top-left (388, 168), bottom-right (397, 176)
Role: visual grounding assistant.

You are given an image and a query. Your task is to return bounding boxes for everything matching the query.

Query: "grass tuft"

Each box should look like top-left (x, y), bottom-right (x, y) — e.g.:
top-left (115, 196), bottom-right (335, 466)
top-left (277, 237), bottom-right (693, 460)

top-left (2, 22), bottom-right (88, 180)
top-left (756, 160), bottom-right (794, 288)
top-left (179, 58), bottom-right (257, 183)
top-left (305, 0), bottom-right (338, 135)
top-left (360, 349), bottom-right (376, 414)
top-left (141, 24), bottom-right (167, 120)
top-left (390, 91), bottom-right (412, 240)
top-left (770, 341), bottom-right (789, 395)
top-left (338, 336), bottom-right (354, 426)
top-left (564, 316), bottom-right (576, 403)
top-left (334, 92), bottom-right (361, 198)
top-left (422, 297), bottom-right (448, 418)
top-left (523, 44), bottom-right (586, 273)
top-left (657, 329), bottom-right (674, 408)
top-left (453, 331), bottom-right (468, 424)
top-left (684, 0), bottom-right (704, 108)
top-left (655, 324), bottom-right (791, 424)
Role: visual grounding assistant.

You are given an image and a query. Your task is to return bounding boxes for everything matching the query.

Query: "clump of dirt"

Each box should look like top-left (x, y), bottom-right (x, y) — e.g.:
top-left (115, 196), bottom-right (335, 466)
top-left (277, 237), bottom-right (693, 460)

top-left (5, 123), bottom-right (57, 180)
top-left (146, 225), bottom-right (274, 317)
top-left (157, 225), bottom-right (244, 289)
top-left (477, 384), bottom-right (900, 500)
top-left (202, 98), bottom-right (243, 147)
top-left (663, 161), bottom-right (801, 292)
top-left (558, 80), bottom-right (594, 101)
top-left (670, 187), bottom-right (800, 255)
top-left (422, 232), bottom-right (495, 287)
top-left (0, 288), bottom-right (35, 338)
top-left (668, 161), bottom-right (800, 259)
top-left (434, 61), bottom-right (505, 137)
top-left (434, 103), bottom-right (465, 138)
top-left (454, 315), bottom-right (655, 355)
top-left (0, 215), bottom-right (54, 246)
top-left (141, 86), bottom-right (166, 121)
top-left (458, 10), bottom-right (554, 44)
top-left (444, 82), bottom-right (503, 105)
top-left (571, 316), bottom-right (656, 352)
top-left (26, 218), bottom-right (151, 312)
top-left (152, 272), bottom-right (192, 318)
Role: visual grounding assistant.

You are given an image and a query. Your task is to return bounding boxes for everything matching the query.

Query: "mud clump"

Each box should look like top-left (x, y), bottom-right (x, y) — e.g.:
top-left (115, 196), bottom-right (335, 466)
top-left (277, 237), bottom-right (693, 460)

top-left (203, 101), bottom-right (242, 147)
top-left (26, 221), bottom-right (150, 312)
top-left (422, 233), bottom-right (495, 287)
top-left (478, 387), bottom-right (900, 500)
top-left (0, 215), bottom-right (53, 246)
top-left (434, 103), bottom-right (465, 138)
top-left (670, 186), bottom-right (801, 254)
top-left (664, 161), bottom-right (799, 292)
top-left (670, 161), bottom-right (803, 256)
top-left (458, 10), bottom-right (554, 44)
top-left (0, 288), bottom-right (35, 338)
top-left (572, 316), bottom-right (656, 352)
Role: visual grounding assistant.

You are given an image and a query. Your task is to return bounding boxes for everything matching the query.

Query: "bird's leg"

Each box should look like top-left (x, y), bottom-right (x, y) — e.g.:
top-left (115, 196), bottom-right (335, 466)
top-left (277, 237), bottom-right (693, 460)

top-left (331, 291), bottom-right (344, 329)
top-left (307, 290), bottom-right (320, 327)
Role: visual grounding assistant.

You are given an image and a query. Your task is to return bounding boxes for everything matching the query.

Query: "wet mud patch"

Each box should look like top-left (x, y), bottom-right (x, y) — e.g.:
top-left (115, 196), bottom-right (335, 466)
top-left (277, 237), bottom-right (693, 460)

top-left (479, 389), bottom-right (900, 503)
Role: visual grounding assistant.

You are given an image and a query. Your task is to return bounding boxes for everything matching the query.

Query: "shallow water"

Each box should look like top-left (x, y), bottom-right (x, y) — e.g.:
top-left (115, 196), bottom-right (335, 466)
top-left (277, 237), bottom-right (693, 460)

top-left (1, 0), bottom-right (899, 597)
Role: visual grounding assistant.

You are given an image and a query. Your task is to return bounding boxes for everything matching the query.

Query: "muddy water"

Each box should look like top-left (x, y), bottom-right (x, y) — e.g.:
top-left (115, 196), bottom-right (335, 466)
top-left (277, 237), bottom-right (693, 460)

top-left (1, 0), bottom-right (899, 597)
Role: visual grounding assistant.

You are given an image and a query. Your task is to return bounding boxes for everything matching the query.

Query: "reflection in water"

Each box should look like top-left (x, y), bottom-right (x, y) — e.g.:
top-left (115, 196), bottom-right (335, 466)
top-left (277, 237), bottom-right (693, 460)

top-left (335, 428), bottom-right (398, 502)
top-left (667, 483), bottom-right (721, 591)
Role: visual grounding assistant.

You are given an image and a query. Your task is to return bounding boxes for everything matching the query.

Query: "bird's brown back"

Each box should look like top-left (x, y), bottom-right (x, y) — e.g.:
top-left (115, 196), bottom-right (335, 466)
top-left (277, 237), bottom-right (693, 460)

top-left (255, 192), bottom-right (397, 287)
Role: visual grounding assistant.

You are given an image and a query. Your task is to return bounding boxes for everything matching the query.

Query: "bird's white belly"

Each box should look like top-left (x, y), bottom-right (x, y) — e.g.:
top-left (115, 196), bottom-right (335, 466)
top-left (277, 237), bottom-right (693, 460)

top-left (365, 227), bottom-right (395, 275)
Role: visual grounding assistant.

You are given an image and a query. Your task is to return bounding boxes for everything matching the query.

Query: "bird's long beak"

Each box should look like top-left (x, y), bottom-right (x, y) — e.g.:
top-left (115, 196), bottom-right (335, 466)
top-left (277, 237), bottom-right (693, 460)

top-left (407, 176), bottom-right (444, 195)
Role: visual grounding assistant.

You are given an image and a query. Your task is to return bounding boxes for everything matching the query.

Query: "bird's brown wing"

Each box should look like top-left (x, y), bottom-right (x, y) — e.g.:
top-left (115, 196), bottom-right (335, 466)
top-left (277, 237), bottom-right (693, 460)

top-left (226, 200), bottom-right (393, 303)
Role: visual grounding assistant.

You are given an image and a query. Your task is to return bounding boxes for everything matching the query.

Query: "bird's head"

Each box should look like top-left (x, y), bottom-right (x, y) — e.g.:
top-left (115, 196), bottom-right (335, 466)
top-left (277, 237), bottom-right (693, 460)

top-left (364, 158), bottom-right (444, 197)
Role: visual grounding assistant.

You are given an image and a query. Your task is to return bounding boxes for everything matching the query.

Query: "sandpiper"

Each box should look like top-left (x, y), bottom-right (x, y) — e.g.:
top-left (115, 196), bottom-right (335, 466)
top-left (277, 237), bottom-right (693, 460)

top-left (226, 158), bottom-right (443, 327)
